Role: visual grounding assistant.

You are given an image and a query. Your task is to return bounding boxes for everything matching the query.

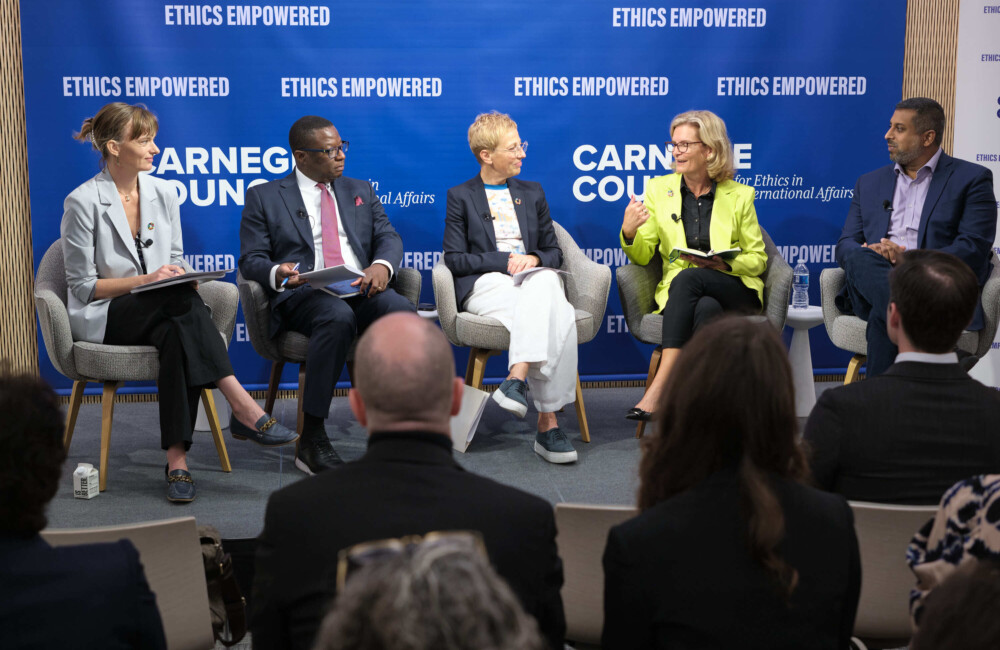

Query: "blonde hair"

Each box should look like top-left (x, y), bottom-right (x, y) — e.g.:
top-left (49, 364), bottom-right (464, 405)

top-left (467, 111), bottom-right (518, 164)
top-left (74, 103), bottom-right (158, 166)
top-left (669, 110), bottom-right (734, 182)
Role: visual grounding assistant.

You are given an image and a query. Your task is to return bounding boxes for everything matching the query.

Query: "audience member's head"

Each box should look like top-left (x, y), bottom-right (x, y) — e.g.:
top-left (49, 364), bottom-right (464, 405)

top-left (0, 362), bottom-right (66, 536)
top-left (313, 535), bottom-right (546, 650)
top-left (350, 313), bottom-right (463, 434)
top-left (911, 558), bottom-right (1000, 650)
top-left (888, 249), bottom-right (978, 353)
top-left (639, 317), bottom-right (808, 595)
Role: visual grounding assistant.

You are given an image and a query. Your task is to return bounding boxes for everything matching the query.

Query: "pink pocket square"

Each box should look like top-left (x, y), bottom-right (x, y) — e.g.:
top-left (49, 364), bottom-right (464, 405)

top-left (354, 196), bottom-right (364, 206)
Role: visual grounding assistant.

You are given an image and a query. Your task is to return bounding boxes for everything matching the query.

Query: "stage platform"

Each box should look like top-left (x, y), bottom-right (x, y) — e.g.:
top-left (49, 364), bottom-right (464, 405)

top-left (46, 384), bottom-right (834, 539)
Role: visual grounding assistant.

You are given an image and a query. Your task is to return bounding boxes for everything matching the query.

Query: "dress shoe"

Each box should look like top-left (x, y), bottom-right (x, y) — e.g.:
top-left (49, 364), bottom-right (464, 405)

top-left (295, 436), bottom-right (344, 475)
top-left (230, 413), bottom-right (298, 447)
top-left (625, 407), bottom-right (655, 422)
top-left (165, 465), bottom-right (195, 503)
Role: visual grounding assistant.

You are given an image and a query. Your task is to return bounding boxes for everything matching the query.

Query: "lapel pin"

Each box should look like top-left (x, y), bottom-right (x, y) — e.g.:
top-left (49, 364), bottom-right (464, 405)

top-left (514, 197), bottom-right (522, 205)
top-left (147, 222), bottom-right (154, 230)
top-left (666, 188), bottom-right (674, 197)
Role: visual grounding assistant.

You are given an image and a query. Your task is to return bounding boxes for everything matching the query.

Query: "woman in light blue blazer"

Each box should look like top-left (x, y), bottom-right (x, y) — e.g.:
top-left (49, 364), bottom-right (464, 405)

top-left (62, 103), bottom-right (297, 502)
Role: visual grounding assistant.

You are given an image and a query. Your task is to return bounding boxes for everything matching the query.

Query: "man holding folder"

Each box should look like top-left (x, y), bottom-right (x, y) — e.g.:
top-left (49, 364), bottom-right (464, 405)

top-left (239, 115), bottom-right (414, 474)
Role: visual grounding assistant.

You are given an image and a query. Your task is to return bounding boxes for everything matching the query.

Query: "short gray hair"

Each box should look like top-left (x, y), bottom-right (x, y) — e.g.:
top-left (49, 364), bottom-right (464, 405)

top-left (313, 539), bottom-right (546, 650)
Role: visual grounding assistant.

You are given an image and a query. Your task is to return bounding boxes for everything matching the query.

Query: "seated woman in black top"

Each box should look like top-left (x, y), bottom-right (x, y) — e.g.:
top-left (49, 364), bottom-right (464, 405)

top-left (602, 317), bottom-right (861, 650)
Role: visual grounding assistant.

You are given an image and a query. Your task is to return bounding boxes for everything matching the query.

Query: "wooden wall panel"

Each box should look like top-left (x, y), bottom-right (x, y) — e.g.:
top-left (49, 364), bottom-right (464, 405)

top-left (902, 0), bottom-right (959, 151)
top-left (0, 0), bottom-right (38, 373)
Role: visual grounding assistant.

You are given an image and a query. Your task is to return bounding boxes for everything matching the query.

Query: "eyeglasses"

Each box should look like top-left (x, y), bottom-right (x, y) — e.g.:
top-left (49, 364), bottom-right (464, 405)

top-left (496, 142), bottom-right (528, 155)
top-left (299, 142), bottom-right (350, 158)
top-left (665, 141), bottom-right (702, 153)
top-left (335, 530), bottom-right (486, 589)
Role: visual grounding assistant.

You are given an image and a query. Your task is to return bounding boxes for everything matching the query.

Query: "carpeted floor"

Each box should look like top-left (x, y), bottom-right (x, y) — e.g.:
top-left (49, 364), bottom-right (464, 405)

top-left (46, 384), bottom-right (835, 539)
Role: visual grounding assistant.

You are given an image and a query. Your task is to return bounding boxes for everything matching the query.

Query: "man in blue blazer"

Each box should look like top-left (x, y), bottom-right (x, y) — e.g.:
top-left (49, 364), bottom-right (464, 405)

top-left (239, 116), bottom-right (414, 474)
top-left (836, 97), bottom-right (997, 377)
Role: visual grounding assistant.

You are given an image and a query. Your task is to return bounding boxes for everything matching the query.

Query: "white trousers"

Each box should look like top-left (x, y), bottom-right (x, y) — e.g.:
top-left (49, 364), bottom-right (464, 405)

top-left (464, 270), bottom-right (577, 412)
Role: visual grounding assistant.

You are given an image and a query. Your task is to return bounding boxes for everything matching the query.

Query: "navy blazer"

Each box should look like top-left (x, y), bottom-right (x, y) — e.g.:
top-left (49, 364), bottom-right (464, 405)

top-left (803, 361), bottom-right (1000, 505)
top-left (836, 151), bottom-right (996, 328)
top-left (238, 171), bottom-right (404, 335)
top-left (443, 175), bottom-right (562, 306)
top-left (0, 535), bottom-right (166, 649)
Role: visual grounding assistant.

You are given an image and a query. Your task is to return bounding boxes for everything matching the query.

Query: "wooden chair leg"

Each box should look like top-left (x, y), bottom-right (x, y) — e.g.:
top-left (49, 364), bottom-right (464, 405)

top-left (64, 380), bottom-right (87, 450)
top-left (574, 374), bottom-right (590, 443)
top-left (201, 389), bottom-right (232, 472)
top-left (99, 381), bottom-right (121, 492)
top-left (265, 361), bottom-right (284, 415)
top-left (465, 349), bottom-right (495, 391)
top-left (845, 354), bottom-right (865, 385)
top-left (296, 364), bottom-right (307, 436)
top-left (636, 346), bottom-right (663, 439)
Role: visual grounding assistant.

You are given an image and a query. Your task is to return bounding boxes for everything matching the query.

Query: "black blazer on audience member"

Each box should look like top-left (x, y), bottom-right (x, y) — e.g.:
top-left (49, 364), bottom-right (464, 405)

top-left (803, 361), bottom-right (1000, 505)
top-left (0, 535), bottom-right (166, 649)
top-left (602, 468), bottom-right (860, 650)
top-left (251, 431), bottom-right (566, 650)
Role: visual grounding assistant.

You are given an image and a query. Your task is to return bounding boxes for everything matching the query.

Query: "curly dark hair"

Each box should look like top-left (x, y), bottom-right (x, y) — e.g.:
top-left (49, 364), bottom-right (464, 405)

top-left (0, 362), bottom-right (66, 535)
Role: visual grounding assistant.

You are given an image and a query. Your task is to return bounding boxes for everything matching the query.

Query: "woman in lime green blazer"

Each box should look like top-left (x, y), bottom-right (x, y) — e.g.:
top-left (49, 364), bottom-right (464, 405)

top-left (620, 110), bottom-right (767, 420)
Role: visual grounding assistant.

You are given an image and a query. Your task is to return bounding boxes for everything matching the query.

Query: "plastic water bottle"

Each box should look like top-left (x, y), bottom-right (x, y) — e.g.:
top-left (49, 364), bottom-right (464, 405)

top-left (792, 259), bottom-right (809, 309)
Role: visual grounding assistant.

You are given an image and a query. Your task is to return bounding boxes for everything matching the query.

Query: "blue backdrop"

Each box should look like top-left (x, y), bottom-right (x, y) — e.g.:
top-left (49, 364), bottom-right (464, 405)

top-left (22, 1), bottom-right (907, 392)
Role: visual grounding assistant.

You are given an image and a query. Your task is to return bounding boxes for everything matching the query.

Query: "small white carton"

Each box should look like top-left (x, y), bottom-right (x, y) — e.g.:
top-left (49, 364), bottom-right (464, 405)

top-left (73, 463), bottom-right (99, 499)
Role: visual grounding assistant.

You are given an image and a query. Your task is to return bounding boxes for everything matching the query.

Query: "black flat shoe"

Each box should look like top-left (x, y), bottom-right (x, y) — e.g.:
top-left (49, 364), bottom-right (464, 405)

top-left (625, 407), bottom-right (655, 422)
top-left (230, 413), bottom-right (298, 447)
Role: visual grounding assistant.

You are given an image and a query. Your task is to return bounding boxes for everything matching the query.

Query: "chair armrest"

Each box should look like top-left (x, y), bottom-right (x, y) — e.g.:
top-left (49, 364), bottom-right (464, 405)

top-left (616, 263), bottom-right (660, 337)
top-left (820, 267), bottom-right (847, 342)
top-left (431, 261), bottom-right (461, 345)
top-left (763, 254), bottom-right (792, 331)
top-left (561, 246), bottom-right (611, 343)
top-left (975, 254), bottom-right (1000, 359)
top-left (198, 280), bottom-right (238, 345)
top-left (236, 271), bottom-right (282, 361)
top-left (34, 288), bottom-right (79, 380)
top-left (395, 267), bottom-right (422, 307)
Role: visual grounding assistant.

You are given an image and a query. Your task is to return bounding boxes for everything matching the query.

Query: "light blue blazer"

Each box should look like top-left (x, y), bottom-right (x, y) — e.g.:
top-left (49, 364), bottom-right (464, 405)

top-left (61, 169), bottom-right (185, 343)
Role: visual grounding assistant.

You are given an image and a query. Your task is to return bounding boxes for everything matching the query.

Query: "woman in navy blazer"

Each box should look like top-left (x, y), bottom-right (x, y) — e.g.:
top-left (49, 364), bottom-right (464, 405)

top-left (0, 367), bottom-right (166, 648)
top-left (61, 103), bottom-right (296, 501)
top-left (602, 317), bottom-right (860, 649)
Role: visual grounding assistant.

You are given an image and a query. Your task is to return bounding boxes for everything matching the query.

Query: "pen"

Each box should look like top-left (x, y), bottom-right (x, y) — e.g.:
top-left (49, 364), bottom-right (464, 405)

top-left (281, 262), bottom-right (300, 287)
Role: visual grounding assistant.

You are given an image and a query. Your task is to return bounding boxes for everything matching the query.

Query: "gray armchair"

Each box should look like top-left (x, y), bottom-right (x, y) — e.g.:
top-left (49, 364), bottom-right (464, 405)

top-left (820, 253), bottom-right (1000, 383)
top-left (33, 239), bottom-right (236, 491)
top-left (433, 221), bottom-right (611, 442)
top-left (237, 267), bottom-right (422, 434)
top-left (616, 227), bottom-right (791, 437)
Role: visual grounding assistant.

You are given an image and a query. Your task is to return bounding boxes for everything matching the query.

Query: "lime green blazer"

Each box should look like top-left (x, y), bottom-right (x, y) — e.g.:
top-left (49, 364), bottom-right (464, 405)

top-left (620, 173), bottom-right (767, 313)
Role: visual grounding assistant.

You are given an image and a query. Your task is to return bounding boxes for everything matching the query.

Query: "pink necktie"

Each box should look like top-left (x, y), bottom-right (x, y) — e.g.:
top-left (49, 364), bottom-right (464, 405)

top-left (317, 183), bottom-right (345, 267)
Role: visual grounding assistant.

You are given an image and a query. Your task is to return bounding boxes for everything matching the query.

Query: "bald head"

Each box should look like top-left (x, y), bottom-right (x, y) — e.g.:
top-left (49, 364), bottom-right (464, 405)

top-left (352, 313), bottom-right (459, 431)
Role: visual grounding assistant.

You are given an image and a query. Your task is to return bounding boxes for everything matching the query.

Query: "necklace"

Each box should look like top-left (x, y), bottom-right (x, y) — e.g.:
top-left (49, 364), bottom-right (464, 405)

top-left (117, 184), bottom-right (138, 203)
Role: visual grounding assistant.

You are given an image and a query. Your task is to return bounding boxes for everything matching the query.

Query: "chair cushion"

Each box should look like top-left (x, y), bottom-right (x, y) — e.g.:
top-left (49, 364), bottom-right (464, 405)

top-left (276, 332), bottom-right (311, 362)
top-left (829, 315), bottom-right (869, 355)
top-left (456, 310), bottom-right (594, 349)
top-left (72, 342), bottom-right (160, 382)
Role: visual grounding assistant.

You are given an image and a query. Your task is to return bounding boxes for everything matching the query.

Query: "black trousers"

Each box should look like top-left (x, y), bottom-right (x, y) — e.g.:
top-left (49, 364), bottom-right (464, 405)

top-left (104, 284), bottom-right (234, 450)
top-left (661, 268), bottom-right (761, 347)
top-left (275, 285), bottom-right (415, 420)
top-left (838, 247), bottom-right (896, 377)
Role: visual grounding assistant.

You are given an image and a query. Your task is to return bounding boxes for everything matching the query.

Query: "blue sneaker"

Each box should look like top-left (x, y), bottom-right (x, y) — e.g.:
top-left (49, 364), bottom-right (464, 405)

top-left (534, 427), bottom-right (578, 464)
top-left (492, 378), bottom-right (529, 417)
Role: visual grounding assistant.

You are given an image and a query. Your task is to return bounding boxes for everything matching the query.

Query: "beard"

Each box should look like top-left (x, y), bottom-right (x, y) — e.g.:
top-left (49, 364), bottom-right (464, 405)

top-left (888, 142), bottom-right (921, 167)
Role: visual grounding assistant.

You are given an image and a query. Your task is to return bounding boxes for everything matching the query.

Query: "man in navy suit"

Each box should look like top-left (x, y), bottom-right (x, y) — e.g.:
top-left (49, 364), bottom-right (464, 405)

top-left (239, 116), bottom-right (414, 474)
top-left (835, 97), bottom-right (997, 377)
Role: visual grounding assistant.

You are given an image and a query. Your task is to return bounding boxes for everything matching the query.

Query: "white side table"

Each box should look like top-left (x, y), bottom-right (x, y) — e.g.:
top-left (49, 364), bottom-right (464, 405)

top-left (785, 305), bottom-right (824, 417)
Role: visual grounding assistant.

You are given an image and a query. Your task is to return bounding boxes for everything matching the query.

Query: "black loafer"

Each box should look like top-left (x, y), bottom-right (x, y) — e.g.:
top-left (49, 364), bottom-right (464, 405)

top-left (625, 407), bottom-right (655, 422)
top-left (230, 413), bottom-right (299, 447)
top-left (165, 465), bottom-right (196, 503)
top-left (295, 436), bottom-right (344, 475)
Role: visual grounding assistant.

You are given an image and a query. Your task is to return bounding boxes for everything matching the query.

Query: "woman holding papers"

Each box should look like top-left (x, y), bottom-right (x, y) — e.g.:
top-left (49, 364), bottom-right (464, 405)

top-left (61, 103), bottom-right (296, 502)
top-left (620, 110), bottom-right (767, 421)
top-left (602, 317), bottom-right (859, 649)
top-left (443, 111), bottom-right (578, 464)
